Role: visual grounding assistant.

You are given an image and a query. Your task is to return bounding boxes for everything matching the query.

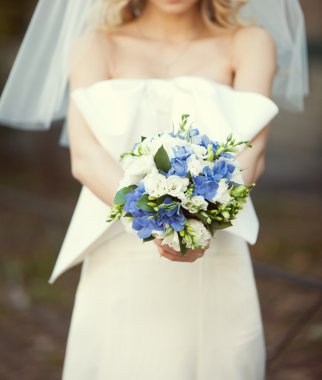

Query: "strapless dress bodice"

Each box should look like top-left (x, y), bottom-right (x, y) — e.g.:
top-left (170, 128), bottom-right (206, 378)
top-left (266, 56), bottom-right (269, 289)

top-left (49, 76), bottom-right (279, 283)
top-left (68, 76), bottom-right (278, 161)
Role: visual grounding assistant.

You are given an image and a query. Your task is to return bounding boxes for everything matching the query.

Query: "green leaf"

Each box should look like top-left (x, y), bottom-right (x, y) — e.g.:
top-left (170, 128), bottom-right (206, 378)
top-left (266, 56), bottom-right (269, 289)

top-left (231, 185), bottom-right (247, 197)
top-left (195, 212), bottom-right (209, 225)
top-left (137, 194), bottom-right (155, 212)
top-left (178, 234), bottom-right (188, 255)
top-left (209, 220), bottom-right (232, 235)
top-left (143, 236), bottom-right (155, 243)
top-left (114, 185), bottom-right (137, 205)
top-left (155, 195), bottom-right (167, 205)
top-left (154, 145), bottom-right (171, 173)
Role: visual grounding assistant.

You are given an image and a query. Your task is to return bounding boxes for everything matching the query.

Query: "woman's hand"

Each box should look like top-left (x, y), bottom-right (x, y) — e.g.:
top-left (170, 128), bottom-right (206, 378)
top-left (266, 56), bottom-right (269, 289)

top-left (154, 239), bottom-right (210, 262)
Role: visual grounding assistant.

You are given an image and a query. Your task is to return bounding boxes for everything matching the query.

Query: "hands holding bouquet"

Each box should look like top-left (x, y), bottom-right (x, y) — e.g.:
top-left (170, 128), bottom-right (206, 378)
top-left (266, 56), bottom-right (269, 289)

top-left (107, 114), bottom-right (255, 260)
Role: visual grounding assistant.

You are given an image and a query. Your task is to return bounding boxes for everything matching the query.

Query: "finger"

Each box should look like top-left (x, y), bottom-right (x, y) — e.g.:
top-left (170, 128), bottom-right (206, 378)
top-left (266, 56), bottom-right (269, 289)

top-left (192, 249), bottom-right (206, 257)
top-left (163, 252), bottom-right (194, 262)
top-left (162, 246), bottom-right (190, 258)
top-left (160, 250), bottom-right (177, 261)
top-left (161, 245), bottom-right (202, 260)
top-left (162, 243), bottom-right (207, 258)
top-left (158, 243), bottom-right (205, 261)
top-left (161, 246), bottom-right (179, 256)
top-left (161, 249), bottom-right (196, 262)
top-left (156, 246), bottom-right (164, 257)
top-left (160, 243), bottom-right (185, 256)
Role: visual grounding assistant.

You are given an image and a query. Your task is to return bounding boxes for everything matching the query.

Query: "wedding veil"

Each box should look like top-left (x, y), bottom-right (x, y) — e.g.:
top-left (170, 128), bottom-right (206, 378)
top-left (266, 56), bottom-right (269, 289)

top-left (0, 0), bottom-right (309, 146)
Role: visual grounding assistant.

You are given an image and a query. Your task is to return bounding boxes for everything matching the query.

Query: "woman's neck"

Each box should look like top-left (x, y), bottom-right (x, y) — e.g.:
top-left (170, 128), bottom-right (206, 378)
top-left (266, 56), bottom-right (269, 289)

top-left (137, 2), bottom-right (207, 43)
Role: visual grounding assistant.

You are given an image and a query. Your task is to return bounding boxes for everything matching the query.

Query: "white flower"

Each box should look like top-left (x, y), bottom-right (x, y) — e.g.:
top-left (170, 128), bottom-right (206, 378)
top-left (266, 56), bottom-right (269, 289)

top-left (143, 167), bottom-right (167, 197)
top-left (210, 179), bottom-right (232, 205)
top-left (146, 137), bottom-right (164, 156)
top-left (122, 154), bottom-right (155, 181)
top-left (187, 154), bottom-right (211, 176)
top-left (190, 143), bottom-right (208, 159)
top-left (181, 195), bottom-right (208, 214)
top-left (150, 134), bottom-right (189, 159)
top-left (118, 174), bottom-right (140, 187)
top-left (106, 207), bottom-right (114, 220)
top-left (228, 160), bottom-right (244, 184)
top-left (119, 156), bottom-right (156, 188)
top-left (133, 137), bottom-right (153, 155)
top-left (230, 168), bottom-right (243, 184)
top-left (184, 219), bottom-right (211, 249)
top-left (166, 175), bottom-right (189, 200)
top-left (121, 216), bottom-right (135, 234)
top-left (152, 230), bottom-right (164, 240)
top-left (161, 231), bottom-right (180, 252)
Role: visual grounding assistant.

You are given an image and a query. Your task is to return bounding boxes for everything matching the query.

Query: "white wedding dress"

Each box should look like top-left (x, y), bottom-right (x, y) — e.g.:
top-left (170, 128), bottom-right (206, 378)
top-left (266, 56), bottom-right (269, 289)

top-left (49, 76), bottom-right (278, 380)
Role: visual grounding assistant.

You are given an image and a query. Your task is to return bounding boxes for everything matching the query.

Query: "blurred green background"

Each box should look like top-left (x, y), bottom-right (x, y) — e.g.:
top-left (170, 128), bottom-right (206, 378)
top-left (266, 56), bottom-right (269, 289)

top-left (0, 1), bottom-right (321, 379)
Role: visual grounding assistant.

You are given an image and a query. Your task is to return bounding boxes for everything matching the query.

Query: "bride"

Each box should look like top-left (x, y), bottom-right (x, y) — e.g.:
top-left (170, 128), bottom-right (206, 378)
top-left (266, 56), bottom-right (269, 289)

top-left (0, 0), bottom-right (308, 379)
top-left (67, 0), bottom-right (276, 256)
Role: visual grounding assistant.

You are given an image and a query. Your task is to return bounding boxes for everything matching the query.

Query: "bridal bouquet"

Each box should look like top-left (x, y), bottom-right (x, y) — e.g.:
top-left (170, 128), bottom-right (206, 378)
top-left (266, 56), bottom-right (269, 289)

top-left (107, 114), bottom-right (255, 254)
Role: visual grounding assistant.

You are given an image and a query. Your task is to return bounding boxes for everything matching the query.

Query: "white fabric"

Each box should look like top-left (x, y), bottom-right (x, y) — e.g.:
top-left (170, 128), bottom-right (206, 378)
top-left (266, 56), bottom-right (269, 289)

top-left (62, 230), bottom-right (266, 379)
top-left (48, 76), bottom-right (278, 379)
top-left (49, 76), bottom-right (279, 284)
top-left (0, 0), bottom-right (307, 137)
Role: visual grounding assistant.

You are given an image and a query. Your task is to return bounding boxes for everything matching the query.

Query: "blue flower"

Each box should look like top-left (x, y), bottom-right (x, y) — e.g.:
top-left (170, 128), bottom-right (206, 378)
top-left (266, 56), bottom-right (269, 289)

top-left (201, 135), bottom-right (220, 151)
top-left (124, 183), bottom-right (166, 239)
top-left (219, 152), bottom-right (234, 159)
top-left (193, 167), bottom-right (220, 201)
top-left (193, 160), bottom-right (235, 201)
top-left (214, 159), bottom-right (235, 181)
top-left (124, 183), bottom-right (146, 217)
top-left (132, 214), bottom-right (164, 239)
top-left (158, 198), bottom-right (186, 232)
top-left (173, 130), bottom-right (186, 140)
top-left (167, 146), bottom-right (191, 177)
top-left (188, 128), bottom-right (200, 138)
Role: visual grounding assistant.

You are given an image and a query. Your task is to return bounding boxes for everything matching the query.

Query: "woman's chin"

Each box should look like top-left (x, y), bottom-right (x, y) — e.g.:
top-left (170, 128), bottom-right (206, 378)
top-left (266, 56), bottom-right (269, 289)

top-left (150, 0), bottom-right (199, 15)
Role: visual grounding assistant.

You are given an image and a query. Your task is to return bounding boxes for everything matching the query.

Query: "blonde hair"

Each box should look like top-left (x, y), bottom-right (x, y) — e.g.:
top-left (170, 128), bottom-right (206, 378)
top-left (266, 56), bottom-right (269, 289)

top-left (88, 0), bottom-right (247, 31)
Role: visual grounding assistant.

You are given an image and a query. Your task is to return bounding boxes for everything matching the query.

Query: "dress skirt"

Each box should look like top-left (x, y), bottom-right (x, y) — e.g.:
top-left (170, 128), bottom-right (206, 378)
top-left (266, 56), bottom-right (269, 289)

top-left (62, 229), bottom-right (266, 380)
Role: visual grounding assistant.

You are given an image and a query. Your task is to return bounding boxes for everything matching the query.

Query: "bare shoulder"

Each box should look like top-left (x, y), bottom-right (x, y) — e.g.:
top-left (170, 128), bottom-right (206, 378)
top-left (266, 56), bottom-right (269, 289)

top-left (234, 25), bottom-right (275, 44)
top-left (231, 26), bottom-right (277, 96)
top-left (232, 25), bottom-right (276, 65)
top-left (68, 29), bottom-right (112, 89)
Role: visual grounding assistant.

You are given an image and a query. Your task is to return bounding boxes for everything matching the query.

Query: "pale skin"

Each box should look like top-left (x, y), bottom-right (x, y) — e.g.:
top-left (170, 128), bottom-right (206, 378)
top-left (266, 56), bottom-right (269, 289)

top-left (68, 0), bottom-right (277, 263)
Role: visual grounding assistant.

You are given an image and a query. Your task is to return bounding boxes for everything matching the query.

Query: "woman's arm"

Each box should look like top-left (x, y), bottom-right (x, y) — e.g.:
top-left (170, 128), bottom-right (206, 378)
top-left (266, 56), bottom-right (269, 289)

top-left (156, 26), bottom-right (277, 261)
top-left (67, 32), bottom-right (123, 206)
top-left (232, 26), bottom-right (277, 185)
